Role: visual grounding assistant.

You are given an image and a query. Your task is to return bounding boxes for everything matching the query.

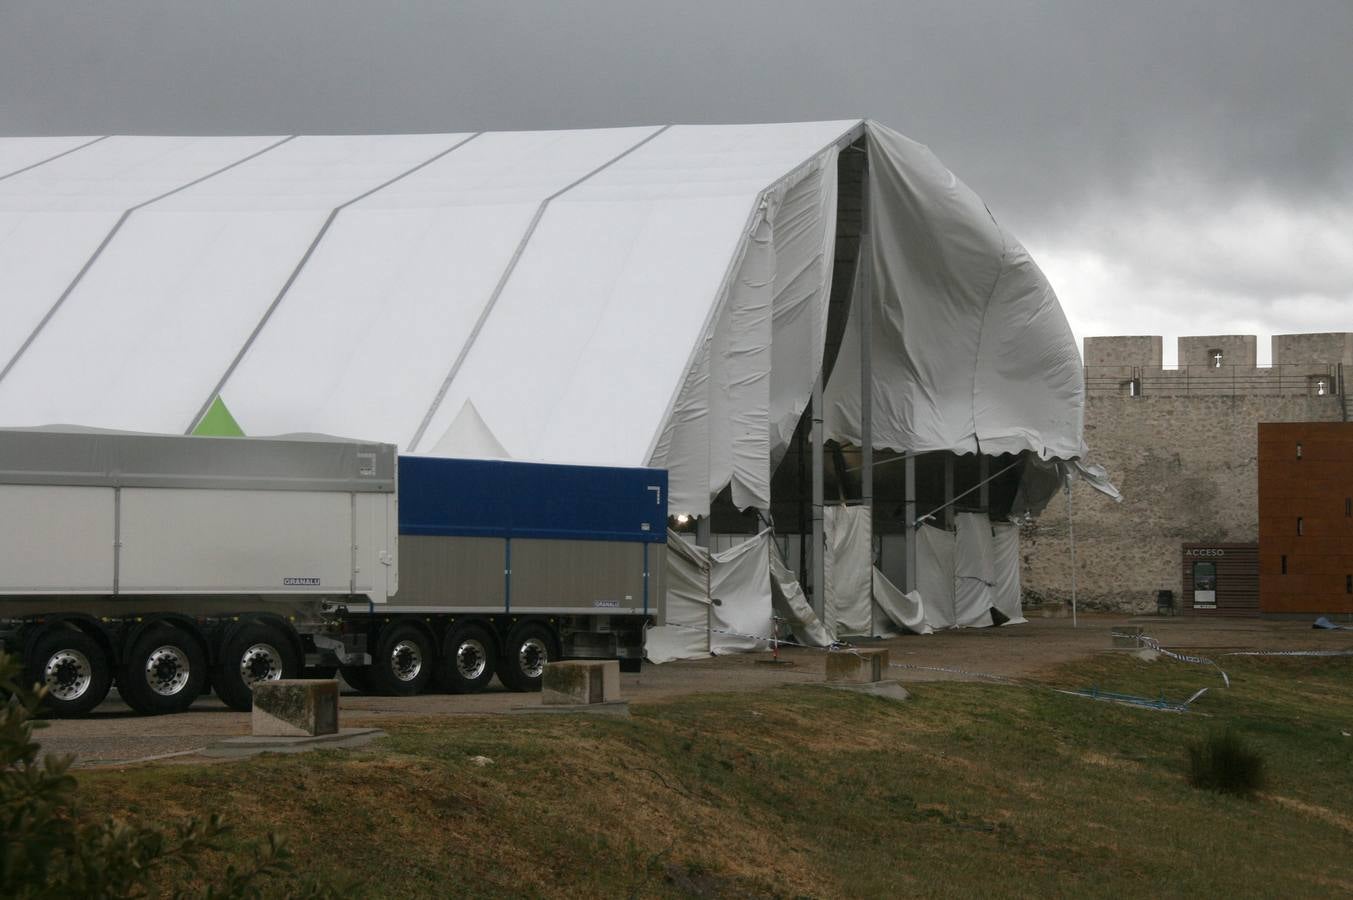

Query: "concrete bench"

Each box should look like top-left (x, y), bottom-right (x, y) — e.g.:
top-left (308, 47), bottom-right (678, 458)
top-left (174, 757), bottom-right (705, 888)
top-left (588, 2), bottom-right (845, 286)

top-left (541, 660), bottom-right (621, 706)
top-left (826, 648), bottom-right (889, 684)
top-left (251, 679), bottom-right (339, 737)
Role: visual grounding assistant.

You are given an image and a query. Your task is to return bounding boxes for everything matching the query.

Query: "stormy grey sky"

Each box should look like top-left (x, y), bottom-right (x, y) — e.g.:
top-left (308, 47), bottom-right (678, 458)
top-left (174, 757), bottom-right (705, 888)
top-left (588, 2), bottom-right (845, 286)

top-left (2, 1), bottom-right (1349, 365)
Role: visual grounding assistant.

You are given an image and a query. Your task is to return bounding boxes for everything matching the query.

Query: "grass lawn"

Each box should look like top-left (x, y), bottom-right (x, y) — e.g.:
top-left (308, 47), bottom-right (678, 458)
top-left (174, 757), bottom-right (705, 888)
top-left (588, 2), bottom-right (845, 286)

top-left (77, 652), bottom-right (1353, 897)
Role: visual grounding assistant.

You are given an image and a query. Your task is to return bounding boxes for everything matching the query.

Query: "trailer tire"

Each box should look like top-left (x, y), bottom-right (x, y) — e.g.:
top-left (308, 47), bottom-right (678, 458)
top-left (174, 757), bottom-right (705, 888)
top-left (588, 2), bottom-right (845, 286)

top-left (369, 624), bottom-right (434, 696)
top-left (339, 665), bottom-right (372, 693)
top-left (214, 623), bottom-right (298, 712)
top-left (435, 624), bottom-right (496, 694)
top-left (498, 622), bottom-right (558, 692)
top-left (118, 624), bottom-right (206, 715)
top-left (26, 628), bottom-right (113, 718)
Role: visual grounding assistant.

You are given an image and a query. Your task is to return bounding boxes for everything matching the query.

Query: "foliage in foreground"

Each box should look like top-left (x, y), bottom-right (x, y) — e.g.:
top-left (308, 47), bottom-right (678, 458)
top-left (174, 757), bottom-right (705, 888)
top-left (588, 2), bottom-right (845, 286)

top-left (1187, 727), bottom-right (1267, 798)
top-left (0, 651), bottom-right (337, 899)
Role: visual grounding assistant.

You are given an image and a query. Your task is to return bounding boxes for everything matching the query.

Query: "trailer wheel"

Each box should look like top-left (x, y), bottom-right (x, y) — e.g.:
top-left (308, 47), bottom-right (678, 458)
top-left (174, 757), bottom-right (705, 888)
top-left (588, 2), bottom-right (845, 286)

top-left (498, 622), bottom-right (558, 692)
top-left (118, 624), bottom-right (206, 715)
top-left (214, 623), bottom-right (299, 712)
top-left (434, 624), bottom-right (496, 694)
top-left (370, 624), bottom-right (434, 696)
top-left (26, 628), bottom-right (113, 718)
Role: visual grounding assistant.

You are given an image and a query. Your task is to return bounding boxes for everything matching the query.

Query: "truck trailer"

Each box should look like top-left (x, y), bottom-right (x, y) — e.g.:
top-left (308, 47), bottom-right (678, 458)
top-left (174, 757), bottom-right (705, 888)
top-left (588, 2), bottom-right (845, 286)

top-left (0, 428), bottom-right (667, 717)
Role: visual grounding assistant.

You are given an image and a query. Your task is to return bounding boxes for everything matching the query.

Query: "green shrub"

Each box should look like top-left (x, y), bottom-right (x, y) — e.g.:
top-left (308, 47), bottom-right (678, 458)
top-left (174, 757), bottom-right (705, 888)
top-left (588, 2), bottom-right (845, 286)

top-left (0, 651), bottom-right (336, 899)
top-left (1187, 729), bottom-right (1266, 798)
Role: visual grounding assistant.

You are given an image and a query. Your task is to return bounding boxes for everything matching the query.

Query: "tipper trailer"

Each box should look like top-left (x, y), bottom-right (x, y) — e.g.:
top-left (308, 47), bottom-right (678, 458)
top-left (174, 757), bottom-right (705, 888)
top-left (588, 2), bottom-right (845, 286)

top-left (0, 428), bottom-right (667, 717)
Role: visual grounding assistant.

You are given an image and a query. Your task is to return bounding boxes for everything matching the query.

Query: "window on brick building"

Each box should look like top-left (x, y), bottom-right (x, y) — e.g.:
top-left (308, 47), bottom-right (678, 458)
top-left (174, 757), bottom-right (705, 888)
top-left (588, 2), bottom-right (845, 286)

top-left (1281, 554), bottom-right (1287, 575)
top-left (1296, 443), bottom-right (1303, 460)
top-left (1297, 517), bottom-right (1304, 536)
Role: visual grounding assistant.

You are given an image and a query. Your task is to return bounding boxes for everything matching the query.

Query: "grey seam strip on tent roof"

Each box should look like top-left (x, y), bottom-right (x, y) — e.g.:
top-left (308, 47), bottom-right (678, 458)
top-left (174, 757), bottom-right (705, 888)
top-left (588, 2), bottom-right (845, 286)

top-left (0, 135), bottom-right (110, 182)
top-left (185, 131), bottom-right (487, 434)
top-left (408, 123), bottom-right (673, 452)
top-left (0, 135), bottom-right (298, 390)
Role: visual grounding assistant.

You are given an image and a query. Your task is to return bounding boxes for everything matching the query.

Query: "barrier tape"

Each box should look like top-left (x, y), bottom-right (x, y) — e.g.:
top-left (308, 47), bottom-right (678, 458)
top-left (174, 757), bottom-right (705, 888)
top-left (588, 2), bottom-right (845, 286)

top-left (1220, 649), bottom-right (1353, 658)
top-left (1112, 632), bottom-right (1230, 687)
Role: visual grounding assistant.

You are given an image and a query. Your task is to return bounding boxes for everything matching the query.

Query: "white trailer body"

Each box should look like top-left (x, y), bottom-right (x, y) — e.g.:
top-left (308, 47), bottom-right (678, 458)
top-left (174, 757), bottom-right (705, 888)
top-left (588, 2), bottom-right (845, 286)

top-left (0, 428), bottom-right (397, 601)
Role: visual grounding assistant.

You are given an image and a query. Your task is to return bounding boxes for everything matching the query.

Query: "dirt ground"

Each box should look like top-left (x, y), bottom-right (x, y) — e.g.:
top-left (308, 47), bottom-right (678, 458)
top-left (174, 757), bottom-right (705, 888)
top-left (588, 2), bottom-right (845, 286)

top-left (37, 612), bottom-right (1353, 767)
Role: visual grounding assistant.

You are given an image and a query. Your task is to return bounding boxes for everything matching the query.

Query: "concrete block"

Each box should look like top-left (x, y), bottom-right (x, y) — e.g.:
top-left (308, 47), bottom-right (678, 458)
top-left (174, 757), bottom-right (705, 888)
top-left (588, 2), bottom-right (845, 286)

top-left (541, 660), bottom-right (621, 706)
top-left (826, 648), bottom-right (889, 684)
top-left (251, 679), bottom-right (339, 737)
top-left (1111, 626), bottom-right (1144, 649)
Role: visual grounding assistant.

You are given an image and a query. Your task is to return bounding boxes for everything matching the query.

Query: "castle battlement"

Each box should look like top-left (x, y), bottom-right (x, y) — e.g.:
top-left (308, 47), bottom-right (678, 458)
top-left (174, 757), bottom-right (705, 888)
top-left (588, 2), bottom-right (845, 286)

top-left (1083, 333), bottom-right (1351, 398)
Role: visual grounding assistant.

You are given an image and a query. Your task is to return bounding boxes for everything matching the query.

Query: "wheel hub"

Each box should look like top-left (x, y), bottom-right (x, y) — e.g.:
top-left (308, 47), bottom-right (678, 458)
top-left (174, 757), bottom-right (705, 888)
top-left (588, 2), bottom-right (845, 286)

top-left (239, 643), bottom-right (283, 686)
top-left (455, 639), bottom-right (487, 680)
top-left (391, 640), bottom-right (423, 682)
top-left (44, 649), bottom-right (92, 701)
top-left (517, 637), bottom-right (548, 679)
top-left (144, 645), bottom-right (191, 696)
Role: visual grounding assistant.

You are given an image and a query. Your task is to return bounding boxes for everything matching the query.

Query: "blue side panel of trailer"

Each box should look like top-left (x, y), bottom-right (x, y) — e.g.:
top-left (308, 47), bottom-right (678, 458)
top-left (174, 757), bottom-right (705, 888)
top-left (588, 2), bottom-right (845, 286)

top-left (397, 456), bottom-right (667, 543)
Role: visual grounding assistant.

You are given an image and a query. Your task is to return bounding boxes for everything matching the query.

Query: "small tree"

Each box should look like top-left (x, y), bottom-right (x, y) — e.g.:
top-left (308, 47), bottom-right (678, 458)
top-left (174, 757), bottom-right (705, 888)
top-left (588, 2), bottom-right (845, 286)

top-left (0, 652), bottom-right (334, 899)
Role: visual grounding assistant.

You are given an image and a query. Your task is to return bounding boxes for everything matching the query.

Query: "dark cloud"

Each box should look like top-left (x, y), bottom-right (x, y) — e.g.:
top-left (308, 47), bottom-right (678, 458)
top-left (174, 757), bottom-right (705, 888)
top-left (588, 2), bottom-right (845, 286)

top-left (2, 1), bottom-right (1350, 347)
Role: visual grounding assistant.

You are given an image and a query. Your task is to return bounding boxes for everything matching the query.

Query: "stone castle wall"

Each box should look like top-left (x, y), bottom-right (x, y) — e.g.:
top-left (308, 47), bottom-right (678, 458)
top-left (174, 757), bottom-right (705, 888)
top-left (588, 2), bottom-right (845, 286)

top-left (1022, 332), bottom-right (1350, 613)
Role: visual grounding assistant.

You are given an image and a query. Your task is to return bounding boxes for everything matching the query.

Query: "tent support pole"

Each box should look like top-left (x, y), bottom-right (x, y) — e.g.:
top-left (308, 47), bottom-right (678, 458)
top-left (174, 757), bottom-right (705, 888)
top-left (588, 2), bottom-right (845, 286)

top-left (1067, 483), bottom-right (1078, 628)
top-left (811, 373), bottom-right (825, 620)
top-left (979, 454), bottom-right (989, 511)
top-left (904, 455), bottom-right (917, 593)
top-left (859, 155), bottom-right (874, 629)
top-left (696, 515), bottom-right (711, 549)
top-left (943, 454), bottom-right (955, 529)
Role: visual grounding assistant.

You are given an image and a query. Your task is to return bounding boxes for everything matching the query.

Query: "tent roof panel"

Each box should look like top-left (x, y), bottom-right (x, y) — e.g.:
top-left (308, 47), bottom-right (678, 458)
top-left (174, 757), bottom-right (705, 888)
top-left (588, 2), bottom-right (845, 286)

top-left (354, 126), bottom-right (659, 209)
top-left (154, 133), bottom-right (470, 212)
top-left (0, 136), bottom-right (282, 211)
top-left (0, 136), bottom-right (100, 179)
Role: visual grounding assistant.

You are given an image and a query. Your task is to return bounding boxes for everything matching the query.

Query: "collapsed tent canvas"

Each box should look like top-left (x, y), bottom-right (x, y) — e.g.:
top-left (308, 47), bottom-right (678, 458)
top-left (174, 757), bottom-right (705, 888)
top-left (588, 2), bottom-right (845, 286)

top-left (0, 120), bottom-right (1085, 522)
top-left (646, 530), bottom-right (775, 663)
top-left (992, 522), bottom-right (1025, 625)
top-left (769, 541), bottom-right (834, 648)
top-left (954, 512), bottom-right (997, 628)
top-left (824, 123), bottom-right (1084, 462)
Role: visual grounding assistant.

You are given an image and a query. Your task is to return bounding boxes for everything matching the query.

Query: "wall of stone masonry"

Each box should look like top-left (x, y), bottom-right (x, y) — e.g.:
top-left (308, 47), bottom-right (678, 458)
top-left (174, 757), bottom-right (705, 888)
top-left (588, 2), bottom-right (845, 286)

top-left (1024, 332), bottom-right (1349, 613)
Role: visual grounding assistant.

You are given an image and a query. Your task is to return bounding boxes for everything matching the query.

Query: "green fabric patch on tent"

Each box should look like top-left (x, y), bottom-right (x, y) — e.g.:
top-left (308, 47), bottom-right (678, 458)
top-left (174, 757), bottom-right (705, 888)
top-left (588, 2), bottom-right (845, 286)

top-left (193, 396), bottom-right (245, 437)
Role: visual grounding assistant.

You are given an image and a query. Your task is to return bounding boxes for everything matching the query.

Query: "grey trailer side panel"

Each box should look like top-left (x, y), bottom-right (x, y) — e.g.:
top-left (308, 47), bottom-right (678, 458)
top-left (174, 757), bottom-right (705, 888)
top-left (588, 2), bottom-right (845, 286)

top-left (510, 538), bottom-right (647, 615)
top-left (394, 534), bottom-right (505, 609)
top-left (117, 488), bottom-right (355, 595)
top-left (0, 484), bottom-right (115, 593)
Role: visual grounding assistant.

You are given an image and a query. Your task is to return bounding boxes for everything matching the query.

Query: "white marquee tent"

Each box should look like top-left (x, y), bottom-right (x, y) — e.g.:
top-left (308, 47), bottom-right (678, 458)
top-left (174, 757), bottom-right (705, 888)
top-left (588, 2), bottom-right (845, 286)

top-left (0, 120), bottom-right (1087, 650)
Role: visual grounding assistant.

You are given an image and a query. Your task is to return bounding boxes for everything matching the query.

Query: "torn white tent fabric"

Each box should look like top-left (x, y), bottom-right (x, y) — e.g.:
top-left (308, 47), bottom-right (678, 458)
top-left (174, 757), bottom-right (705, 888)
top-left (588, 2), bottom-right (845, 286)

top-left (644, 532), bottom-right (711, 664)
top-left (648, 530), bottom-right (775, 662)
top-left (708, 531), bottom-right (774, 655)
top-left (991, 522), bottom-right (1025, 625)
top-left (769, 541), bottom-right (835, 647)
top-left (823, 122), bottom-right (1085, 460)
top-left (954, 512), bottom-right (996, 628)
top-left (1011, 455), bottom-right (1123, 519)
top-left (648, 143), bottom-right (842, 514)
top-left (872, 566), bottom-right (933, 635)
top-left (916, 524), bottom-right (957, 629)
top-left (824, 505), bottom-right (874, 637)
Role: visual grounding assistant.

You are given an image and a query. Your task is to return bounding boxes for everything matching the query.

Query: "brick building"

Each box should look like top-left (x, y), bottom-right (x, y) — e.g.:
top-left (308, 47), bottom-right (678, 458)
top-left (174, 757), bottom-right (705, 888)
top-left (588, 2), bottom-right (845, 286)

top-left (1022, 332), bottom-right (1351, 613)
